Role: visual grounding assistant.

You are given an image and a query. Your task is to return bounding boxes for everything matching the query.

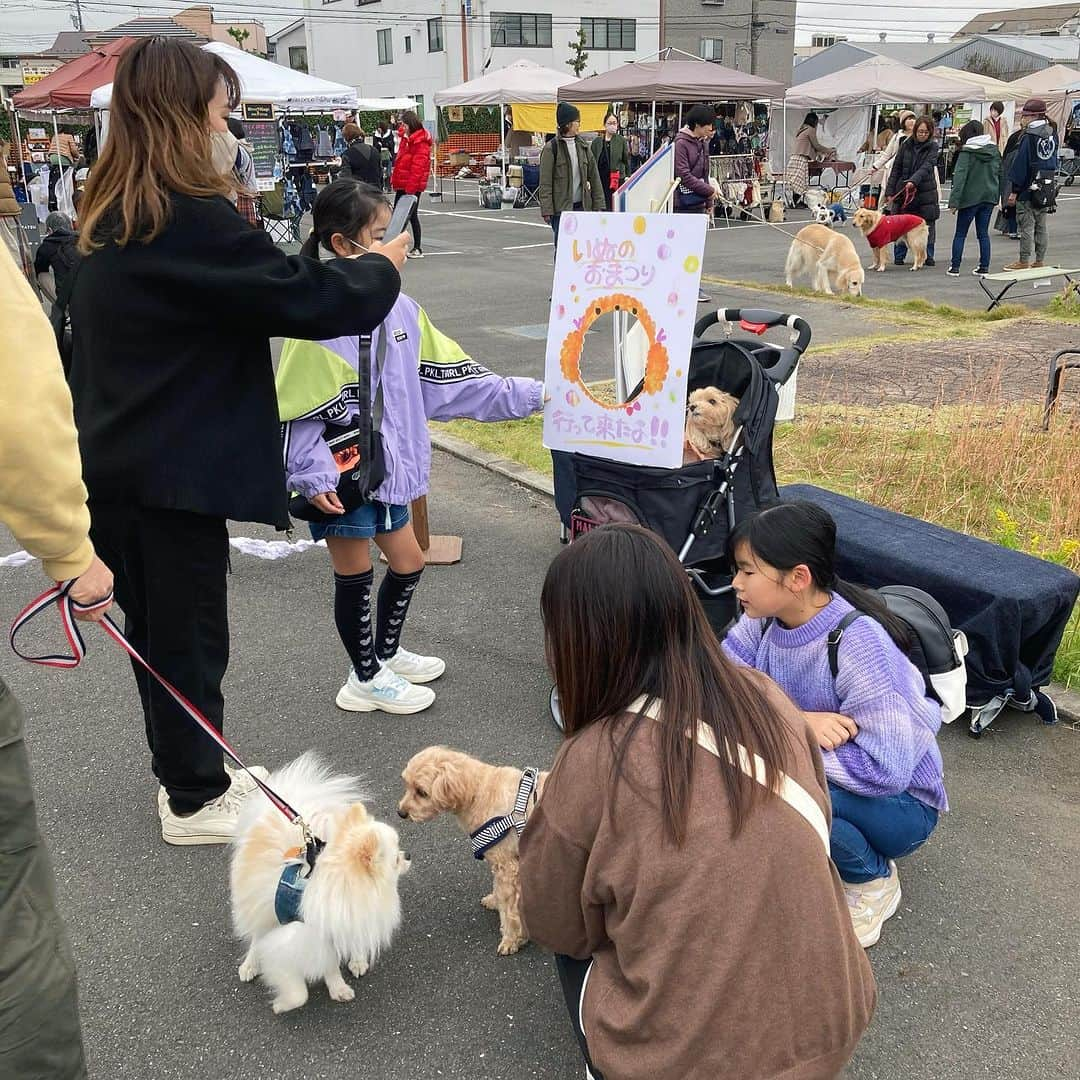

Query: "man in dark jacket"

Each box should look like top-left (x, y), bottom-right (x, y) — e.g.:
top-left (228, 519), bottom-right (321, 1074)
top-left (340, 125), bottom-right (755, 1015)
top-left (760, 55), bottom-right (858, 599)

top-left (1004, 98), bottom-right (1059, 271)
top-left (339, 122), bottom-right (383, 188)
top-left (539, 102), bottom-right (606, 251)
top-left (885, 115), bottom-right (940, 266)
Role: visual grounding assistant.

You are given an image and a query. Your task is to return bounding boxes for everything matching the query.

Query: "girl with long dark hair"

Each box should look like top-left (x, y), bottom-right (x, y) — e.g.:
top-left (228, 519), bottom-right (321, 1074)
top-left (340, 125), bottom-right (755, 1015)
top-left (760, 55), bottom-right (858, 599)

top-left (70, 38), bottom-right (408, 847)
top-left (520, 524), bottom-right (875, 1080)
top-left (279, 180), bottom-right (543, 713)
top-left (723, 501), bottom-right (947, 947)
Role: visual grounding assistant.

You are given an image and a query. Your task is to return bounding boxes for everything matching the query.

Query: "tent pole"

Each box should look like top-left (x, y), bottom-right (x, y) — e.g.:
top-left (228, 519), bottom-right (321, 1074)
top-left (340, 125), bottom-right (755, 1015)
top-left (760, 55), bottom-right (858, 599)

top-left (51, 110), bottom-right (67, 216)
top-left (11, 107), bottom-right (26, 179)
top-left (677, 102), bottom-right (682, 130)
top-left (501, 100), bottom-right (507, 190)
top-left (650, 100), bottom-right (656, 156)
top-left (782, 98), bottom-right (787, 203)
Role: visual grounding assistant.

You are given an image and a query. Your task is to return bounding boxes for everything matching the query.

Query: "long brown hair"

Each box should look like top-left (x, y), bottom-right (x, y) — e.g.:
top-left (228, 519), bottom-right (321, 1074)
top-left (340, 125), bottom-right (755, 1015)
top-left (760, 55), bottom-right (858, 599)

top-left (541, 524), bottom-right (793, 845)
top-left (78, 37), bottom-right (241, 252)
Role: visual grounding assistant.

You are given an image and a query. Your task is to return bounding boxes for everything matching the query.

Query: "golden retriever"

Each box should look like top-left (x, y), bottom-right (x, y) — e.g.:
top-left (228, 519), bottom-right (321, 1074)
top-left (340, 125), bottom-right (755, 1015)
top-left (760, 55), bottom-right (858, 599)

top-left (851, 207), bottom-right (929, 272)
top-left (784, 224), bottom-right (864, 297)
top-left (398, 746), bottom-right (548, 955)
top-left (684, 387), bottom-right (740, 461)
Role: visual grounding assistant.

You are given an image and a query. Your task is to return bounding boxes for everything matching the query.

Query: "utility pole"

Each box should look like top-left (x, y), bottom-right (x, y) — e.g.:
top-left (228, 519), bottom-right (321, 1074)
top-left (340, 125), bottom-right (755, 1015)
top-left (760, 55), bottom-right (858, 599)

top-left (71, 0), bottom-right (85, 32)
top-left (460, 2), bottom-right (469, 82)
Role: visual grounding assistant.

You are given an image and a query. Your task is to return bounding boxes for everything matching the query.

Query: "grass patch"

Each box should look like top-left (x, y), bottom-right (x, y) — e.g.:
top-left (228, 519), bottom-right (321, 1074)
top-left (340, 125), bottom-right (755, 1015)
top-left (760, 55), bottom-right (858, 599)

top-left (436, 402), bottom-right (1080, 686)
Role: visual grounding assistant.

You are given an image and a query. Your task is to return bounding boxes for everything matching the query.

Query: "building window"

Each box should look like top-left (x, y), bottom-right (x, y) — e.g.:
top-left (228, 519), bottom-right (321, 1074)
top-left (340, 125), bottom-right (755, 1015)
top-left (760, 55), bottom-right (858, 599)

top-left (490, 13), bottom-right (552, 48)
top-left (580, 18), bottom-right (636, 51)
top-left (404, 35), bottom-right (412, 53)
top-left (1, 57), bottom-right (21, 69)
top-left (377, 28), bottom-right (393, 65)
top-left (412, 94), bottom-right (425, 119)
top-left (699, 38), bottom-right (723, 61)
top-left (288, 46), bottom-right (308, 72)
top-left (428, 17), bottom-right (444, 52)
top-left (811, 34), bottom-right (841, 48)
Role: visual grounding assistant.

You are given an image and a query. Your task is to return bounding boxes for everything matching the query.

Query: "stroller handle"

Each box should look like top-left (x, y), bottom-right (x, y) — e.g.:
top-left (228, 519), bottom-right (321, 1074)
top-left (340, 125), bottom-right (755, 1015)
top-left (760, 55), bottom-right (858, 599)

top-left (694, 308), bottom-right (812, 387)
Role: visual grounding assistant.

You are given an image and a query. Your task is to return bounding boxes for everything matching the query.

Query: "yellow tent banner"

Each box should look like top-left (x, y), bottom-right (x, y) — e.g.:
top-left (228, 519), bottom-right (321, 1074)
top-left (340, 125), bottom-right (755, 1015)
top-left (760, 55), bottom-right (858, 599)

top-left (511, 102), bottom-right (609, 133)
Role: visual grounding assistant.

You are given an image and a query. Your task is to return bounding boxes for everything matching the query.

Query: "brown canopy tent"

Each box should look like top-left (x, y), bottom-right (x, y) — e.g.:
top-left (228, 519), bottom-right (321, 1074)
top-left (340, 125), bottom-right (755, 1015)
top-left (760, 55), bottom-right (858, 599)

top-left (557, 49), bottom-right (785, 154)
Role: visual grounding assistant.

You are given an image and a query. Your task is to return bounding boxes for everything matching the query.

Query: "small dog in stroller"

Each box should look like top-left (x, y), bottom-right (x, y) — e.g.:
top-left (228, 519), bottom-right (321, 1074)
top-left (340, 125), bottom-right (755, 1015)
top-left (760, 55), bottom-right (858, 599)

top-left (552, 308), bottom-right (811, 634)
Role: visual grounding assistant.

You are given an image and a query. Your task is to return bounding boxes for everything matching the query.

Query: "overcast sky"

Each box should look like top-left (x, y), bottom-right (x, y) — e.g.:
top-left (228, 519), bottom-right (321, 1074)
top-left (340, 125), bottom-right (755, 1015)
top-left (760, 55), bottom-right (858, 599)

top-left (0, 0), bottom-right (1050, 55)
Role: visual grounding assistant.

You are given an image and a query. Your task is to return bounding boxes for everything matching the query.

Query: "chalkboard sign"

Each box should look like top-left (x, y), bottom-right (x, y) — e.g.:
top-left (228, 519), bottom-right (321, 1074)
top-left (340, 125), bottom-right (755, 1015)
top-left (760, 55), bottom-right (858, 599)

top-left (242, 102), bottom-right (275, 122)
top-left (245, 118), bottom-right (280, 192)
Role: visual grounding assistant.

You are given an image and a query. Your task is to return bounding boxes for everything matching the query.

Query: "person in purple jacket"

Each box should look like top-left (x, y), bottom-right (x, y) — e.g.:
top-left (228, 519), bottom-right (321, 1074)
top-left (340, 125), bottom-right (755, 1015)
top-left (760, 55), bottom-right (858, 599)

top-left (722, 501), bottom-right (947, 948)
top-left (674, 104), bottom-right (716, 303)
top-left (277, 180), bottom-right (544, 715)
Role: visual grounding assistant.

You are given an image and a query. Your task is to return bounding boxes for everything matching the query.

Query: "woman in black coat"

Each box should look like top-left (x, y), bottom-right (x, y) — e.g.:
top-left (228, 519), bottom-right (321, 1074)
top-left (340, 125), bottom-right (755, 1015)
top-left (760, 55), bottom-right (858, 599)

top-left (998, 129), bottom-right (1023, 239)
top-left (71, 38), bottom-right (408, 846)
top-left (885, 114), bottom-right (941, 266)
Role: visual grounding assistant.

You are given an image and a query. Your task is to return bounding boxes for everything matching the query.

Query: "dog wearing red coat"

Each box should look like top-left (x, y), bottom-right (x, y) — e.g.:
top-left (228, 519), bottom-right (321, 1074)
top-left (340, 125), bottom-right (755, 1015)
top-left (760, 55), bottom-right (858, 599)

top-left (852, 207), bottom-right (929, 272)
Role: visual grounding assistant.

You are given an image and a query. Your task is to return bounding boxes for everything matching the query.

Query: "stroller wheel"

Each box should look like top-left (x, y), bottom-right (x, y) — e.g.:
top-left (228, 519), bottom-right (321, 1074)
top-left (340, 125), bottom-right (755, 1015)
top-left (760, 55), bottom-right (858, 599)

top-left (549, 685), bottom-right (565, 732)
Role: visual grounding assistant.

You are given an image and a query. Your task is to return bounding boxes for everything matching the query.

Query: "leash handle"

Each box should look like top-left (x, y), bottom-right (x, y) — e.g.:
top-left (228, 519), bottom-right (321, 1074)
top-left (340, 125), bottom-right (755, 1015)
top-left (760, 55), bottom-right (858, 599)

top-left (10, 582), bottom-right (303, 825)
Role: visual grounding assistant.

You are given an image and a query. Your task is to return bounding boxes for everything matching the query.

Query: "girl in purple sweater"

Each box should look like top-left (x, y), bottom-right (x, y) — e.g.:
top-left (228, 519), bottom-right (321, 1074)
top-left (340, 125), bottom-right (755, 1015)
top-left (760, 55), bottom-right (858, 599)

top-left (722, 501), bottom-right (946, 948)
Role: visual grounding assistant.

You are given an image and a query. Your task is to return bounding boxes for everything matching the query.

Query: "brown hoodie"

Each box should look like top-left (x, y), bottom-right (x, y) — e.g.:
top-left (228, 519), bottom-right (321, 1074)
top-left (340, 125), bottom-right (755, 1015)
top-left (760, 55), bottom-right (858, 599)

top-left (520, 679), bottom-right (876, 1080)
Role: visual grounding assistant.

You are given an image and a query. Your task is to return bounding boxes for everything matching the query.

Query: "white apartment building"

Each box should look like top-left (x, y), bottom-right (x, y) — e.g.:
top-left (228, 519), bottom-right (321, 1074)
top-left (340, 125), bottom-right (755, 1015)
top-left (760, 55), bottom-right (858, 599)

top-left (276, 0), bottom-right (661, 113)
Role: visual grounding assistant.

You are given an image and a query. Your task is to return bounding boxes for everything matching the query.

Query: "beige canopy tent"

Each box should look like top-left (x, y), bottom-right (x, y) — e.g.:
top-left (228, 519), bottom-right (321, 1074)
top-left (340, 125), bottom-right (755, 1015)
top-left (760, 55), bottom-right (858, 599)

top-left (1010, 66), bottom-right (1080, 130)
top-left (923, 67), bottom-right (1032, 103)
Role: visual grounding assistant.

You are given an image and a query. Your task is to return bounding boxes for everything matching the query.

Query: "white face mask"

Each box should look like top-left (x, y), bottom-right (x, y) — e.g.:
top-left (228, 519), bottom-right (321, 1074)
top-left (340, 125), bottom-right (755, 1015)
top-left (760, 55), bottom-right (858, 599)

top-left (345, 236), bottom-right (372, 258)
top-left (209, 130), bottom-right (239, 176)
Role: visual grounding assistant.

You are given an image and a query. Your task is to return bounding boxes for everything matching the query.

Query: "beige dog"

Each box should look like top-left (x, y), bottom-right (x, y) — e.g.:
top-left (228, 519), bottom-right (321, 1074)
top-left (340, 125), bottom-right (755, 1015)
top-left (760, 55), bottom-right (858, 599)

top-left (851, 207), bottom-right (929, 272)
top-left (684, 387), bottom-right (740, 462)
top-left (398, 747), bottom-right (548, 955)
top-left (784, 224), bottom-right (864, 297)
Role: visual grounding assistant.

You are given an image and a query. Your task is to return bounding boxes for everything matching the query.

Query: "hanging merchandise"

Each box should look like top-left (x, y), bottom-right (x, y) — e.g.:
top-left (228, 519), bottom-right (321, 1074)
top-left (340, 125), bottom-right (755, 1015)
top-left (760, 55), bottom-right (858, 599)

top-left (333, 124), bottom-right (347, 156)
top-left (281, 121), bottom-right (297, 159)
top-left (315, 124), bottom-right (334, 159)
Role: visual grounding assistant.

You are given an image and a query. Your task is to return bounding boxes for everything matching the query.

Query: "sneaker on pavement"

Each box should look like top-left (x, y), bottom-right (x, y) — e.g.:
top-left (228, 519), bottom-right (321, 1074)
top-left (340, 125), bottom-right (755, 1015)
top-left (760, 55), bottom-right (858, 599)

top-left (161, 786), bottom-right (247, 846)
top-left (844, 861), bottom-right (902, 948)
top-left (1031, 261), bottom-right (1045, 269)
top-left (946, 267), bottom-right (960, 277)
top-left (973, 267), bottom-right (988, 276)
top-left (1002, 261), bottom-right (1030, 271)
top-left (924, 257), bottom-right (936, 267)
top-left (157, 762), bottom-right (269, 818)
top-left (697, 291), bottom-right (710, 303)
top-left (383, 646), bottom-right (446, 684)
top-left (407, 248), bottom-right (424, 259)
top-left (336, 665), bottom-right (435, 714)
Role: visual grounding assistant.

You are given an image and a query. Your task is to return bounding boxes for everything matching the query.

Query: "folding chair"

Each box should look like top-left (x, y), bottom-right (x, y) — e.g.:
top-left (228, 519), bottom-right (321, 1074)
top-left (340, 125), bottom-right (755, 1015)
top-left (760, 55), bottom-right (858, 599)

top-left (520, 164), bottom-right (541, 209)
top-left (260, 179), bottom-right (303, 246)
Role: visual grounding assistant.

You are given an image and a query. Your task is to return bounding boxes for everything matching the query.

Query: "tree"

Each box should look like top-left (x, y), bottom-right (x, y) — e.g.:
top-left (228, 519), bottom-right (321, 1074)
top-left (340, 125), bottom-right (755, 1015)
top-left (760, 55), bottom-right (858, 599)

top-left (568, 28), bottom-right (589, 78)
top-left (962, 53), bottom-right (1013, 83)
top-left (228, 26), bottom-right (251, 51)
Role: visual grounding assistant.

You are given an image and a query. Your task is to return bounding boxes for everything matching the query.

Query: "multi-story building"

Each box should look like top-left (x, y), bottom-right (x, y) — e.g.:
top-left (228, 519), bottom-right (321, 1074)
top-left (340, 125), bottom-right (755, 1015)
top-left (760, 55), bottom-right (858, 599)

top-left (273, 1), bottom-right (661, 109)
top-left (662, 0), bottom-right (796, 84)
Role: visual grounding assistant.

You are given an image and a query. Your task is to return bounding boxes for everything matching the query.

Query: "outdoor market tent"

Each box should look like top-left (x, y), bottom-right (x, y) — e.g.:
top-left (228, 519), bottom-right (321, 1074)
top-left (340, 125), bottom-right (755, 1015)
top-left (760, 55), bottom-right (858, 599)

top-left (433, 59), bottom-right (604, 187)
top-left (772, 56), bottom-right (987, 178)
top-left (557, 54), bottom-right (784, 104)
top-left (90, 40), bottom-right (359, 111)
top-left (923, 67), bottom-right (1033, 104)
top-left (1013, 65), bottom-right (1080, 97)
top-left (783, 55), bottom-right (985, 109)
top-left (13, 37), bottom-right (135, 111)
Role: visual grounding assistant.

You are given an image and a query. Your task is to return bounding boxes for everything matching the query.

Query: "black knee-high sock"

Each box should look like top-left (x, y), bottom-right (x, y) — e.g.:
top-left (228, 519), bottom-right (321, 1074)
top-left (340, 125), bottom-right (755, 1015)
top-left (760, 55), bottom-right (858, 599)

top-left (375, 567), bottom-right (423, 660)
top-left (334, 569), bottom-right (379, 681)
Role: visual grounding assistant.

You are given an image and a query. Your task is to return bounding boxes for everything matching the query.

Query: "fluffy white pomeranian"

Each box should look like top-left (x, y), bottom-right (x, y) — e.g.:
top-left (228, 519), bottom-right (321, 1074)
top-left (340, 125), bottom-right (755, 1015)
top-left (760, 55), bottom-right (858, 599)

top-left (229, 753), bottom-right (410, 1013)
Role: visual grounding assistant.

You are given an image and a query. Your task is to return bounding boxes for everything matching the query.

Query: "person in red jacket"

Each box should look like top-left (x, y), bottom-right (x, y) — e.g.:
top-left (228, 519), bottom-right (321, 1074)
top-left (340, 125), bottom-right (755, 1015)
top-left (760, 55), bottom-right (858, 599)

top-left (390, 111), bottom-right (432, 258)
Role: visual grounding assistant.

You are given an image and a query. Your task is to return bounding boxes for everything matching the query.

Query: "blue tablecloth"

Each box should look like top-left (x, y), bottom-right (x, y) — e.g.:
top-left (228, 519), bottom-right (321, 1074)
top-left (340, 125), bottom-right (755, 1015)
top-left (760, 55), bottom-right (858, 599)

top-left (783, 485), bottom-right (1079, 704)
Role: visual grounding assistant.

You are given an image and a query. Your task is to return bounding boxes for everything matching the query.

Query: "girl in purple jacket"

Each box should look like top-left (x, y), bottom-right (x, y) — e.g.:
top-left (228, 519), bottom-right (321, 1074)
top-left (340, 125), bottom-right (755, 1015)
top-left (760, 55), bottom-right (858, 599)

top-left (722, 501), bottom-right (947, 949)
top-left (277, 181), bottom-right (543, 715)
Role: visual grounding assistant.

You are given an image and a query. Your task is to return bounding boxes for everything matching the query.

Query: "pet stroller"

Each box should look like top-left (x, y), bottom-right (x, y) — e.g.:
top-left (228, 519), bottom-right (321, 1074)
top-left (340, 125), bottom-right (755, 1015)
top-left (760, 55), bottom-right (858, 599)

top-left (553, 307), bottom-right (811, 629)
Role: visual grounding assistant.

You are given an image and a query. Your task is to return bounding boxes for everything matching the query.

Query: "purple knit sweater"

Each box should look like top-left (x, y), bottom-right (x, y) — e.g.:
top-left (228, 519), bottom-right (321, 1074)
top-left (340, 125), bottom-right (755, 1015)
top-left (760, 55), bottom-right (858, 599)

top-left (723, 595), bottom-right (948, 811)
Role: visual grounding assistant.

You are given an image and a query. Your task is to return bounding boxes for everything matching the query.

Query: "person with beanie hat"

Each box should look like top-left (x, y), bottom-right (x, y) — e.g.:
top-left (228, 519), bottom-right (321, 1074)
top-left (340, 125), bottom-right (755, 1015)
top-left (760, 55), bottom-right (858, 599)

top-left (540, 102), bottom-right (606, 251)
top-left (1003, 98), bottom-right (1059, 271)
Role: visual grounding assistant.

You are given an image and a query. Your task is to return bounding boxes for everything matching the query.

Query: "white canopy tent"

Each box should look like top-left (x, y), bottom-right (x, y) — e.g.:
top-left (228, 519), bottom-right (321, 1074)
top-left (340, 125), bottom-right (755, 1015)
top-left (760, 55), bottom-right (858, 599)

top-left (1015, 67), bottom-right (1080, 131)
top-left (771, 56), bottom-right (987, 178)
top-left (434, 59), bottom-right (576, 187)
top-left (91, 41), bottom-right (360, 112)
top-left (923, 67), bottom-right (1032, 130)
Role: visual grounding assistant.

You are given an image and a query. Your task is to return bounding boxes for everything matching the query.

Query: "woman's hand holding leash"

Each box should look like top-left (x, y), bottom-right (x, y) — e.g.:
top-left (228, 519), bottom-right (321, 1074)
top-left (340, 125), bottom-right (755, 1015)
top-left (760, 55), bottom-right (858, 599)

top-left (803, 710), bottom-right (859, 751)
top-left (66, 554), bottom-right (114, 622)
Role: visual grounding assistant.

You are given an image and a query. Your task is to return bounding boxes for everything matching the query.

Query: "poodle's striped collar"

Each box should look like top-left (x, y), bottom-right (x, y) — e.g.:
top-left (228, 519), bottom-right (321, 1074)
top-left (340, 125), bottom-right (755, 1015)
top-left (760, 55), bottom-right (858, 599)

top-left (470, 768), bottom-right (540, 860)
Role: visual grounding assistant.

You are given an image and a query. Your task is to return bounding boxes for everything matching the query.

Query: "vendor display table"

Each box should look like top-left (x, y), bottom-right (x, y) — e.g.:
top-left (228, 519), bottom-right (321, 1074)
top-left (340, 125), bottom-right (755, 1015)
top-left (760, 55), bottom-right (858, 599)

top-left (809, 160), bottom-right (856, 189)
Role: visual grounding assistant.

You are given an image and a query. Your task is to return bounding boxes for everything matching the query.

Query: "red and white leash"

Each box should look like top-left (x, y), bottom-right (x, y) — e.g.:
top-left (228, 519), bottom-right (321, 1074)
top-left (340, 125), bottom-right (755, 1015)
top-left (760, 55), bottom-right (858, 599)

top-left (10, 582), bottom-right (314, 846)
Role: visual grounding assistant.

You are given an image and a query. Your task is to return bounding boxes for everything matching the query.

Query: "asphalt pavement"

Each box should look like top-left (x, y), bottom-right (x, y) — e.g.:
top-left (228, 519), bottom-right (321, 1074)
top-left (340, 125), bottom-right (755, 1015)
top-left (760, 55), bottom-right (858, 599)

top-left (2, 451), bottom-right (1079, 1080)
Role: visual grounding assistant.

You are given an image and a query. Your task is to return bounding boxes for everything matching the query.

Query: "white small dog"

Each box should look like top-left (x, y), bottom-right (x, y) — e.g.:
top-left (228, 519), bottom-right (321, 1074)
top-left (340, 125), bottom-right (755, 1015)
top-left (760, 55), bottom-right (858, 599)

top-left (230, 753), bottom-right (410, 1013)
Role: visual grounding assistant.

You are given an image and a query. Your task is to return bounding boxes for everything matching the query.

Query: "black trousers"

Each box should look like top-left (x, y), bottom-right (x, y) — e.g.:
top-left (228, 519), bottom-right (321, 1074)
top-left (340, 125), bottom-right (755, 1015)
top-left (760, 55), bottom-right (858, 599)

top-left (394, 189), bottom-right (422, 251)
top-left (556, 954), bottom-right (605, 1080)
top-left (89, 504), bottom-right (230, 813)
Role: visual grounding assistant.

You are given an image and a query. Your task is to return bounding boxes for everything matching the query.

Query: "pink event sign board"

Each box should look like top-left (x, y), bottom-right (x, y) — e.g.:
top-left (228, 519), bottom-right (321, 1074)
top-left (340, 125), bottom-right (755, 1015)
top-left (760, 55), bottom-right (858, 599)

top-left (542, 211), bottom-right (707, 469)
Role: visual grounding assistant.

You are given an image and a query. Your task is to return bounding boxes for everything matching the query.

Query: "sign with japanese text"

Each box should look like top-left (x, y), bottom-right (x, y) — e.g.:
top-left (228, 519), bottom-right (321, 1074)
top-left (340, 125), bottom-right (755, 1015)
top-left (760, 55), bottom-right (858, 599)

top-left (542, 211), bottom-right (707, 468)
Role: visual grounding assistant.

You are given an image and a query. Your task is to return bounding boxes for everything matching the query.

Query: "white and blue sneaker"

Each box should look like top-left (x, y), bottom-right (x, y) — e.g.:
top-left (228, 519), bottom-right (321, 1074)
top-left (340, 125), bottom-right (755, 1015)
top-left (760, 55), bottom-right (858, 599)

top-left (383, 646), bottom-right (446, 684)
top-left (335, 665), bottom-right (435, 714)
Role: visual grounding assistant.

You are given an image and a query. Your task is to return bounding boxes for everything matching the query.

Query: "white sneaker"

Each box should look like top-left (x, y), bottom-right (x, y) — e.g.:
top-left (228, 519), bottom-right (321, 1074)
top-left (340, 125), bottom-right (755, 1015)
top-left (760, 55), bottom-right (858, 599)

top-left (845, 861), bottom-right (902, 948)
top-left (161, 786), bottom-right (246, 846)
top-left (157, 762), bottom-right (268, 818)
top-left (383, 646), bottom-right (445, 684)
top-left (335, 665), bottom-right (435, 714)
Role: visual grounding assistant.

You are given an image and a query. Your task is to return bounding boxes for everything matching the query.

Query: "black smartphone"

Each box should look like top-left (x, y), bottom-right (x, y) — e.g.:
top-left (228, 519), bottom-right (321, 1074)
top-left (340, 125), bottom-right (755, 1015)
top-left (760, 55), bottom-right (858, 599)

top-left (384, 194), bottom-right (417, 241)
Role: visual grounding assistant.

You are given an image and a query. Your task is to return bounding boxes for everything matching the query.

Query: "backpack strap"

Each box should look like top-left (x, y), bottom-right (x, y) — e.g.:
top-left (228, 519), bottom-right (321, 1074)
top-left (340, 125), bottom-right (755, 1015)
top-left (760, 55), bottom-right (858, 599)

top-left (827, 611), bottom-right (864, 679)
